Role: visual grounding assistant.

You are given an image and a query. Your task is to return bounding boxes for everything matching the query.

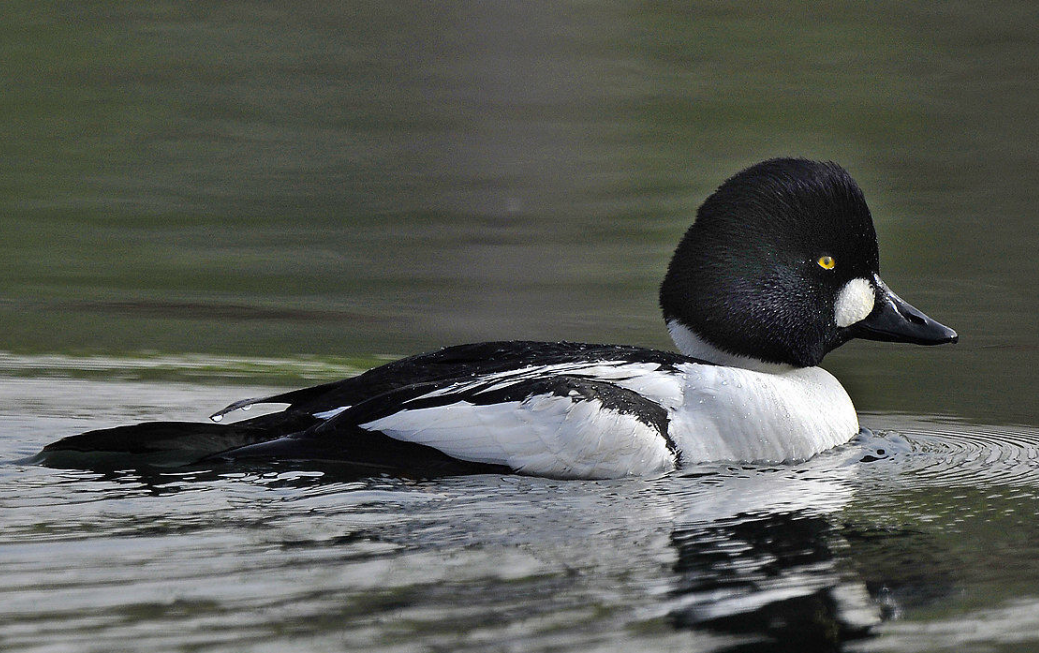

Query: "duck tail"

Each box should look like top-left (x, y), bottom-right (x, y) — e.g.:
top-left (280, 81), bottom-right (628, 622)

top-left (31, 411), bottom-right (319, 470)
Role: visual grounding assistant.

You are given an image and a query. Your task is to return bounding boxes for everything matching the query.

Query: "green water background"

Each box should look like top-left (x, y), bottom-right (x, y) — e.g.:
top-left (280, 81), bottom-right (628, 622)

top-left (1, 2), bottom-right (1036, 424)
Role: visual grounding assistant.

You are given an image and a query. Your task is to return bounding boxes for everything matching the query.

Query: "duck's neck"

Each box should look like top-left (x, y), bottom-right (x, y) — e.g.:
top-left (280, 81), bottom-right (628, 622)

top-left (666, 320), bottom-right (796, 374)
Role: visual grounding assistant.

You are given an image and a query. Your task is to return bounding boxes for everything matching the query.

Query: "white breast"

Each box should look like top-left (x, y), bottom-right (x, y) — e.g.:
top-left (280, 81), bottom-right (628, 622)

top-left (654, 364), bottom-right (859, 464)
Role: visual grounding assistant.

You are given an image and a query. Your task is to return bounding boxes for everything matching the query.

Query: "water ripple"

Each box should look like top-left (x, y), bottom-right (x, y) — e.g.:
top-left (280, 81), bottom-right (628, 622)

top-left (857, 414), bottom-right (1039, 488)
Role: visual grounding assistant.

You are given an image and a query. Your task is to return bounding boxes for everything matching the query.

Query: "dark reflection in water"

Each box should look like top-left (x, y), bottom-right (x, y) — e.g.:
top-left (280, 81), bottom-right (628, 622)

top-left (840, 523), bottom-right (956, 619)
top-left (666, 507), bottom-right (961, 652)
top-left (669, 511), bottom-right (876, 650)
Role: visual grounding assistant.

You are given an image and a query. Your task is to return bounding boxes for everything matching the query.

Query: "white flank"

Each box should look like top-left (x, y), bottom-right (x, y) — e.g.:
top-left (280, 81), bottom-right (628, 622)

top-left (359, 393), bottom-right (677, 479)
top-left (834, 278), bottom-right (875, 328)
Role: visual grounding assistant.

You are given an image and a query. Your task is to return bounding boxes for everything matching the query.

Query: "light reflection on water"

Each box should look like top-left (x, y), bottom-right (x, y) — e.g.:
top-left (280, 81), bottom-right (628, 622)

top-left (2, 379), bottom-right (1039, 652)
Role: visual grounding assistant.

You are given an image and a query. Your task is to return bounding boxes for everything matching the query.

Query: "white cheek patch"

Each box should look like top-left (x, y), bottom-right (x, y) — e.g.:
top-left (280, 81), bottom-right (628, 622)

top-left (834, 278), bottom-right (875, 327)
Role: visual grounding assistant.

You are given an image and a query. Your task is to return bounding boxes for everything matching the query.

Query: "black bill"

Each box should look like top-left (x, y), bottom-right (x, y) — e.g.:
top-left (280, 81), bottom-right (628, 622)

top-left (848, 277), bottom-right (958, 345)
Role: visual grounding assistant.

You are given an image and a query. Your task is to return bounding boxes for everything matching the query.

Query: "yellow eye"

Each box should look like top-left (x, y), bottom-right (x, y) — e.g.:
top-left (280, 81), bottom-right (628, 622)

top-left (817, 255), bottom-right (836, 270)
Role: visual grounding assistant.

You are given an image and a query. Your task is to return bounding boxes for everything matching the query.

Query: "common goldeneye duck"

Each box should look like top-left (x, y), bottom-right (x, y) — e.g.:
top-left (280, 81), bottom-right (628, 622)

top-left (37, 158), bottom-right (957, 479)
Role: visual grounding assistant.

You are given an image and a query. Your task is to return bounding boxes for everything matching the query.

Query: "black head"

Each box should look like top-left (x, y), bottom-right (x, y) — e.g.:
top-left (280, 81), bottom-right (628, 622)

top-left (659, 158), bottom-right (956, 368)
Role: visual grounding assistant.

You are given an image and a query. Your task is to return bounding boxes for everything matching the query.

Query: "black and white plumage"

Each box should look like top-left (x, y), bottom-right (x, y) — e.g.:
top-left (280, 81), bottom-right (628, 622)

top-left (215, 342), bottom-right (686, 477)
top-left (36, 159), bottom-right (958, 479)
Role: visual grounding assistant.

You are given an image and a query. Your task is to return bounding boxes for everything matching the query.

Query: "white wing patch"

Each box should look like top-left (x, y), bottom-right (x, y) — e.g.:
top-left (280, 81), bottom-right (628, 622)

top-left (358, 392), bottom-right (676, 479)
top-left (412, 361), bottom-right (663, 400)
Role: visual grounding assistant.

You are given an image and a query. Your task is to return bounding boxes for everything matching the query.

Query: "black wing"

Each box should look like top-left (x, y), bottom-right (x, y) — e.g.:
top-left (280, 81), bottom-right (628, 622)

top-left (220, 340), bottom-right (699, 421)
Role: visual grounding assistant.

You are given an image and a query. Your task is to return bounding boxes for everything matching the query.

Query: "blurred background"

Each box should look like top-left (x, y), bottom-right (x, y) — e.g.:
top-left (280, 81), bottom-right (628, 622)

top-left (1, 1), bottom-right (1036, 424)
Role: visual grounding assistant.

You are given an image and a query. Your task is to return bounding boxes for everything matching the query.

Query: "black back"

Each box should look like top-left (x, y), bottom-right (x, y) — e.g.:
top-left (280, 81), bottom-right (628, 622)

top-left (241, 340), bottom-right (700, 418)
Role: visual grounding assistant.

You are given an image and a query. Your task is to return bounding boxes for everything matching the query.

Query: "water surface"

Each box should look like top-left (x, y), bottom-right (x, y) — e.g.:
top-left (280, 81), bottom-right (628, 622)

top-left (3, 378), bottom-right (1039, 652)
top-left (1, 2), bottom-right (1038, 651)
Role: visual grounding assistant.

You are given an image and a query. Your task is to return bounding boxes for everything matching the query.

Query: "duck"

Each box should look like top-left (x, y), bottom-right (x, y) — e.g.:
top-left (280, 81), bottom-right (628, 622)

top-left (36, 158), bottom-right (957, 478)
